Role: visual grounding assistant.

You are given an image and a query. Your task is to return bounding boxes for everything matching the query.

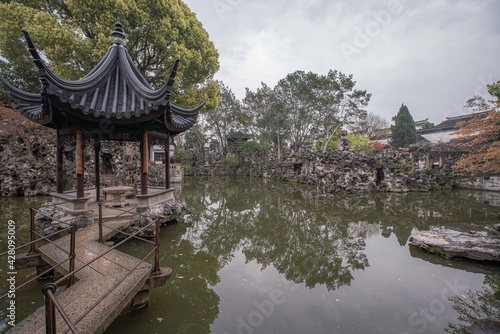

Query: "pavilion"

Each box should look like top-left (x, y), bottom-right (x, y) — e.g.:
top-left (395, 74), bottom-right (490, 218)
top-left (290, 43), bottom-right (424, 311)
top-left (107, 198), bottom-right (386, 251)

top-left (0, 20), bottom-right (205, 213)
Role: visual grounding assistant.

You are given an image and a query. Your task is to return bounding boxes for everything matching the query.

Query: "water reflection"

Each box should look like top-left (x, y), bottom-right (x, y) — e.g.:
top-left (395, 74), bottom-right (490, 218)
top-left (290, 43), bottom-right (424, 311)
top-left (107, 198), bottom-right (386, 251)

top-left (182, 177), bottom-right (496, 278)
top-left (447, 274), bottom-right (500, 333)
top-left (2, 180), bottom-right (496, 334)
top-left (0, 197), bottom-right (49, 334)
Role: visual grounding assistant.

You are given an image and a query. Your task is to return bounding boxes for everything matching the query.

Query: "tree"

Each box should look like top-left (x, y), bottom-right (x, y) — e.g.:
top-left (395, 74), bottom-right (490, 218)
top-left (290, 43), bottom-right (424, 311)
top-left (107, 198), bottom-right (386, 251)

top-left (204, 81), bottom-right (248, 154)
top-left (242, 69), bottom-right (370, 156)
top-left (350, 112), bottom-right (388, 137)
top-left (453, 81), bottom-right (500, 175)
top-left (0, 0), bottom-right (220, 109)
top-left (243, 82), bottom-right (286, 158)
top-left (273, 70), bottom-right (318, 147)
top-left (420, 120), bottom-right (434, 129)
top-left (391, 104), bottom-right (417, 148)
top-left (315, 70), bottom-right (371, 152)
top-left (346, 133), bottom-right (374, 156)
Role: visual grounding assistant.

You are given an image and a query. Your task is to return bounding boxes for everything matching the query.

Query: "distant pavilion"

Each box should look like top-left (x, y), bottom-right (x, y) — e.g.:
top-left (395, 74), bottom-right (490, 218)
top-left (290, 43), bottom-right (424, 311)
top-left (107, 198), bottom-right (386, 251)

top-left (0, 21), bottom-right (205, 212)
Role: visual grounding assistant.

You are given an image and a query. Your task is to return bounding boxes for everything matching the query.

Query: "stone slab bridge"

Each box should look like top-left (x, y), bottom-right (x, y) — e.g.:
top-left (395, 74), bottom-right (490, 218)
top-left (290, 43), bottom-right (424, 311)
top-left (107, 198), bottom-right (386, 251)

top-left (10, 202), bottom-right (171, 334)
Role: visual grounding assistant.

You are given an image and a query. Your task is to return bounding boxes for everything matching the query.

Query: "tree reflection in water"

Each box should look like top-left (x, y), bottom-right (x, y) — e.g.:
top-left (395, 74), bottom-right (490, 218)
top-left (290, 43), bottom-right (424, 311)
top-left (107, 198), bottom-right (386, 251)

top-left (446, 274), bottom-right (500, 333)
top-left (105, 176), bottom-right (499, 334)
top-left (180, 177), bottom-right (497, 292)
top-left (182, 177), bottom-right (371, 291)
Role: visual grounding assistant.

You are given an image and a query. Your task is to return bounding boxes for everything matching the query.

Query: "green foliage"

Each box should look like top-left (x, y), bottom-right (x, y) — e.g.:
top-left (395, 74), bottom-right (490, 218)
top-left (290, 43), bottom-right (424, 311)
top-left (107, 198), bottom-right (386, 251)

top-left (315, 137), bottom-right (338, 150)
top-left (396, 160), bottom-right (413, 170)
top-left (346, 134), bottom-right (374, 156)
top-left (487, 81), bottom-right (500, 102)
top-left (420, 121), bottom-right (434, 129)
top-left (223, 154), bottom-right (240, 168)
top-left (184, 124), bottom-right (205, 153)
top-left (205, 81), bottom-right (248, 152)
top-left (391, 104), bottom-right (417, 148)
top-left (173, 147), bottom-right (192, 163)
top-left (243, 140), bottom-right (266, 154)
top-left (0, 0), bottom-right (219, 109)
top-left (243, 69), bottom-right (370, 153)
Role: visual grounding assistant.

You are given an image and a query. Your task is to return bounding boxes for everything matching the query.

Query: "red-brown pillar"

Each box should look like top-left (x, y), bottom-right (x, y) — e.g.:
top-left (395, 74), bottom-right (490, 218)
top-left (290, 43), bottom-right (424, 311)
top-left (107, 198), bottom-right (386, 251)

top-left (165, 136), bottom-right (170, 189)
top-left (140, 131), bottom-right (149, 195)
top-left (76, 130), bottom-right (85, 198)
top-left (94, 141), bottom-right (101, 201)
top-left (56, 130), bottom-right (64, 193)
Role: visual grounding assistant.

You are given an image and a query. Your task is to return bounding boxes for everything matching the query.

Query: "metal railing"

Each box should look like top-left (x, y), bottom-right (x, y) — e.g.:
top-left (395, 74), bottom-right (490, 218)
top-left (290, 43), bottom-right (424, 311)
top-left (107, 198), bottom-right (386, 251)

top-left (0, 206), bottom-right (79, 333)
top-left (1, 195), bottom-right (165, 334)
top-left (46, 217), bottom-right (161, 334)
top-left (0, 207), bottom-right (79, 299)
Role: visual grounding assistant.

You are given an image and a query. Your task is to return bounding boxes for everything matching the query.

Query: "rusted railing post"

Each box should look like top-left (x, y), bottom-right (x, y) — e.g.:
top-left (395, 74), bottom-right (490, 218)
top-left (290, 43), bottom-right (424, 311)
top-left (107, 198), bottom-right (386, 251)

top-left (43, 283), bottom-right (57, 334)
top-left (29, 207), bottom-right (37, 254)
top-left (98, 201), bottom-right (103, 244)
top-left (154, 219), bottom-right (161, 275)
top-left (68, 226), bottom-right (76, 287)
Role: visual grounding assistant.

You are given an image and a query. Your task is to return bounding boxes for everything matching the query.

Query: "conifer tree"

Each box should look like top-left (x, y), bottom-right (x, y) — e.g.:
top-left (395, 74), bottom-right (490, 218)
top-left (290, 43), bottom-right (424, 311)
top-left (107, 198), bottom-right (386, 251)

top-left (391, 104), bottom-right (417, 148)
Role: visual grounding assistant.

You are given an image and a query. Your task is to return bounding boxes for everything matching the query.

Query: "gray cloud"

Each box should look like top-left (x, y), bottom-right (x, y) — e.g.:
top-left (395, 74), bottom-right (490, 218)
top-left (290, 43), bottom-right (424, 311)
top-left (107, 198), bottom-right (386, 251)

top-left (185, 0), bottom-right (500, 124)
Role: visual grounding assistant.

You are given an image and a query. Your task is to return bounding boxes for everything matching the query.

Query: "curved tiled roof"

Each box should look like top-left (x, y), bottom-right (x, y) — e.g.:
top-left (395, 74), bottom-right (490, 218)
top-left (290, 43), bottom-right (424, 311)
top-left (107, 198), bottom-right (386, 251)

top-left (0, 21), bottom-right (204, 133)
top-left (0, 75), bottom-right (46, 121)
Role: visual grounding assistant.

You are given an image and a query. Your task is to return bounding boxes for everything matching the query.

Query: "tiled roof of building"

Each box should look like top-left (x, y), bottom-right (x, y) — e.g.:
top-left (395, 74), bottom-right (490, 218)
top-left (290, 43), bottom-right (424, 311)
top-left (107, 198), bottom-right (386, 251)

top-left (0, 21), bottom-right (204, 135)
top-left (417, 112), bottom-right (489, 135)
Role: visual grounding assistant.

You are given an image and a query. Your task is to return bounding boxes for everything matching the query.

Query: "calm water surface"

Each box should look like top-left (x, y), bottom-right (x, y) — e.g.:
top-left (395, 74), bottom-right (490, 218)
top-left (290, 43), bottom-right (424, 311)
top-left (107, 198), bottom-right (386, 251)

top-left (0, 178), bottom-right (499, 334)
top-left (108, 177), bottom-right (499, 334)
top-left (0, 196), bottom-right (49, 333)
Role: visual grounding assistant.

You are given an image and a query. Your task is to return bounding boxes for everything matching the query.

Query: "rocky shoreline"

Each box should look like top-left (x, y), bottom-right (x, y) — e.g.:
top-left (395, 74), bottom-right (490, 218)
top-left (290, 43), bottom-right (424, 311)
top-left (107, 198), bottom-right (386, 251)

top-left (0, 122), bottom-right (497, 197)
top-left (409, 224), bottom-right (500, 262)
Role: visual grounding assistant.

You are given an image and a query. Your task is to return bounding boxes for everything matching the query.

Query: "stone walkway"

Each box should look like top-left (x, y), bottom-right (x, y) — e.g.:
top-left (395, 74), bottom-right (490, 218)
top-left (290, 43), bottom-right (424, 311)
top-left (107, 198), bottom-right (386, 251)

top-left (8, 203), bottom-right (154, 334)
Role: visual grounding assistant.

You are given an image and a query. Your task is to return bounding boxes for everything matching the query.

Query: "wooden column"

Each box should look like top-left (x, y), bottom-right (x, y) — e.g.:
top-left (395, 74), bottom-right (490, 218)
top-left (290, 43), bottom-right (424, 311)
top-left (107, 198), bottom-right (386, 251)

top-left (94, 141), bottom-right (101, 202)
top-left (140, 131), bottom-right (149, 195)
top-left (165, 135), bottom-right (170, 189)
top-left (76, 130), bottom-right (85, 198)
top-left (56, 130), bottom-right (64, 193)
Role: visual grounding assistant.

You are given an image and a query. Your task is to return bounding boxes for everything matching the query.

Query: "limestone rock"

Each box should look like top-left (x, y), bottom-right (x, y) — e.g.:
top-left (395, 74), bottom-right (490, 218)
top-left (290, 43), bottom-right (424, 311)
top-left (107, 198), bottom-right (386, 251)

top-left (35, 203), bottom-right (93, 235)
top-left (126, 200), bottom-right (188, 238)
top-left (409, 228), bottom-right (500, 261)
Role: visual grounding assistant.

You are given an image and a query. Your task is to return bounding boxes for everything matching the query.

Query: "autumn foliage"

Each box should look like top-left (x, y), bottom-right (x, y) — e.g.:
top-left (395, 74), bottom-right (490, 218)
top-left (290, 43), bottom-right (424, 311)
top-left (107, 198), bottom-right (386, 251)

top-left (452, 93), bottom-right (500, 175)
top-left (370, 141), bottom-right (385, 151)
top-left (0, 101), bottom-right (39, 139)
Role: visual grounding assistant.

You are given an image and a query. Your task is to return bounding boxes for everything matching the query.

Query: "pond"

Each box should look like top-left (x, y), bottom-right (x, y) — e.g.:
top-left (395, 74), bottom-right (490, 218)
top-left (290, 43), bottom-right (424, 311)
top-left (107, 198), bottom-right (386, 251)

top-left (0, 178), bottom-right (499, 334)
top-left (108, 177), bottom-right (499, 334)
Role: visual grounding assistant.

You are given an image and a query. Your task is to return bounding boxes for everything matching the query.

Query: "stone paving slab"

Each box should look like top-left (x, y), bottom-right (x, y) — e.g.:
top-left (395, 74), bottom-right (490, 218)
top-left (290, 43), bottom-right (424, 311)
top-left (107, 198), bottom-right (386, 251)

top-left (8, 215), bottom-right (154, 334)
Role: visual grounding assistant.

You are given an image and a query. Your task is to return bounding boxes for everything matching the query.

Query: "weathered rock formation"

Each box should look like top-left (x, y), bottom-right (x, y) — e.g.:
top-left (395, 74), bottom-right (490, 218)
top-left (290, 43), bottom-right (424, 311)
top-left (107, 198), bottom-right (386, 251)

top-left (35, 204), bottom-right (94, 236)
top-left (0, 124), bottom-right (166, 196)
top-left (124, 201), bottom-right (188, 237)
top-left (0, 117), bottom-right (474, 196)
top-left (408, 224), bottom-right (500, 261)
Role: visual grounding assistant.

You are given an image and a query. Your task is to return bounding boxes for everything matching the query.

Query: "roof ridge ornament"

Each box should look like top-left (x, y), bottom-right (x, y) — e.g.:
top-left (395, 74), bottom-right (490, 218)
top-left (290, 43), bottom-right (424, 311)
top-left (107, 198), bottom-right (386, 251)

top-left (112, 18), bottom-right (126, 44)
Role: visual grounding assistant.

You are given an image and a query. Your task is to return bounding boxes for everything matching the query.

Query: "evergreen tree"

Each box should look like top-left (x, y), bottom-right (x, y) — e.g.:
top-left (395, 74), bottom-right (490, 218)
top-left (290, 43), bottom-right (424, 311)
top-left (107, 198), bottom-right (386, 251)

top-left (391, 104), bottom-right (417, 148)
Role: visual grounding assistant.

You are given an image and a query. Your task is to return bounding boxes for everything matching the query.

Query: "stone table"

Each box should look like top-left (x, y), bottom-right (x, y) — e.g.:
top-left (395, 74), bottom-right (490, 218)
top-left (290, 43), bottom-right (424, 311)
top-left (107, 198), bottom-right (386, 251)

top-left (102, 186), bottom-right (134, 207)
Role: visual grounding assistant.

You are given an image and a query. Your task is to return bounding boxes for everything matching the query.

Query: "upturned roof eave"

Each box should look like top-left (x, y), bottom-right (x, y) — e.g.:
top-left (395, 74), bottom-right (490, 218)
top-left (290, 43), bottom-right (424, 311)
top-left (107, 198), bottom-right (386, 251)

top-left (1, 21), bottom-right (205, 129)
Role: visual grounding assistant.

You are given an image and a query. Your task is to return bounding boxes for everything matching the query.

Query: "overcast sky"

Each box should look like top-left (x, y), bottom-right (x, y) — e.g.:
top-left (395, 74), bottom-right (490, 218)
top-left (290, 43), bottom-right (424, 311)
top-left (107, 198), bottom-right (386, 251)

top-left (183, 0), bottom-right (500, 125)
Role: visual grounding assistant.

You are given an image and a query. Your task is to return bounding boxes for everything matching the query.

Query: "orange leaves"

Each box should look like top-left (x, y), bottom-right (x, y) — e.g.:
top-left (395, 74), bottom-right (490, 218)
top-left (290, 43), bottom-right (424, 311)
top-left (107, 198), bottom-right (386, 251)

top-left (453, 111), bottom-right (500, 175)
